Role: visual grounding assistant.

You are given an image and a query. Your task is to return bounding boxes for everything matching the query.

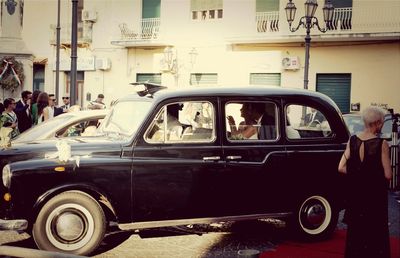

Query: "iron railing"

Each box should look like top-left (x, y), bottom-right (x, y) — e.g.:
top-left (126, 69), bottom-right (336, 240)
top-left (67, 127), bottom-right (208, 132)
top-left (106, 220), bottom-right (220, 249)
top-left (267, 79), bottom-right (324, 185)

top-left (119, 18), bottom-right (160, 40)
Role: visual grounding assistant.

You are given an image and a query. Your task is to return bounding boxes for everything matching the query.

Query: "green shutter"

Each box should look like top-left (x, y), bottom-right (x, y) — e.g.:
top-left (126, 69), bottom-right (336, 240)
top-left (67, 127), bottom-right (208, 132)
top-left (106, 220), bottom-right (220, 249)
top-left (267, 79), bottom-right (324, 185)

top-left (190, 73), bottom-right (218, 86)
top-left (191, 0), bottom-right (222, 11)
top-left (136, 73), bottom-right (162, 84)
top-left (316, 74), bottom-right (351, 113)
top-left (333, 0), bottom-right (352, 8)
top-left (250, 73), bottom-right (281, 86)
top-left (256, 0), bottom-right (279, 12)
top-left (142, 0), bottom-right (160, 18)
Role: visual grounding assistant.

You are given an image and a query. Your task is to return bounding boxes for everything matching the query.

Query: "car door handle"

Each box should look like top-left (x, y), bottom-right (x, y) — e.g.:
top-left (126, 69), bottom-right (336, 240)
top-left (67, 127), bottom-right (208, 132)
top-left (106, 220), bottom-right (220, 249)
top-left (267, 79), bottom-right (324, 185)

top-left (203, 156), bottom-right (221, 161)
top-left (226, 155), bottom-right (242, 160)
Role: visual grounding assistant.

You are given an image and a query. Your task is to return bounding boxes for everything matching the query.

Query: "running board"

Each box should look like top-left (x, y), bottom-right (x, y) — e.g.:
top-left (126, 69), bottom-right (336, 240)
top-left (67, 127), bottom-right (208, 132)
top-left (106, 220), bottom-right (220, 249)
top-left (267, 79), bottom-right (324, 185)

top-left (118, 212), bottom-right (292, 231)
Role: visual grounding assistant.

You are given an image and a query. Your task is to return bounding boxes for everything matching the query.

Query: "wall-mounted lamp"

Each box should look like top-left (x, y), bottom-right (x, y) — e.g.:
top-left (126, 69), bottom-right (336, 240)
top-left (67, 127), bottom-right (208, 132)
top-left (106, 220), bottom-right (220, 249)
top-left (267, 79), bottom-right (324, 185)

top-left (162, 47), bottom-right (198, 73)
top-left (162, 46), bottom-right (177, 73)
top-left (189, 47), bottom-right (198, 68)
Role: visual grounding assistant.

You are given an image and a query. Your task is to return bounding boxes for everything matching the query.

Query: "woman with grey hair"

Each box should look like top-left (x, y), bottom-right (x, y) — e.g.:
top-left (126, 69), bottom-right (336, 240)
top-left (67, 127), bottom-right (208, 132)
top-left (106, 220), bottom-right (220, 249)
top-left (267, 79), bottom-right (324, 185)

top-left (338, 106), bottom-right (392, 258)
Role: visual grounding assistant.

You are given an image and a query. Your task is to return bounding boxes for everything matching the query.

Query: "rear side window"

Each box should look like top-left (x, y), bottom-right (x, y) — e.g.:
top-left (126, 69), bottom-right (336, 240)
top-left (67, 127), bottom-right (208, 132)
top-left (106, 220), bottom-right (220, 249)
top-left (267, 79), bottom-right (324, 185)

top-left (286, 104), bottom-right (332, 139)
top-left (145, 101), bottom-right (215, 143)
top-left (225, 101), bottom-right (278, 141)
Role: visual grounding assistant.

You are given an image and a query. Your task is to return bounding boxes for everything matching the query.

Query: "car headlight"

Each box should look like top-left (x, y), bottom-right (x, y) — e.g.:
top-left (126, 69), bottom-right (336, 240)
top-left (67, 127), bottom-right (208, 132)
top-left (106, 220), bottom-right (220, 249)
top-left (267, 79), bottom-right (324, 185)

top-left (2, 164), bottom-right (11, 188)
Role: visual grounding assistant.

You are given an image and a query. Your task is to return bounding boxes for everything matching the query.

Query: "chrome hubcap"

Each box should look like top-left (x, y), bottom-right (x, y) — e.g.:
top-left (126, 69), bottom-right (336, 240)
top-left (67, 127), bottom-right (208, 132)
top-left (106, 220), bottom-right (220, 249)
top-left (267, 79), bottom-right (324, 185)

top-left (55, 211), bottom-right (85, 242)
top-left (299, 195), bottom-right (332, 234)
top-left (304, 203), bottom-right (325, 227)
top-left (46, 203), bottom-right (95, 251)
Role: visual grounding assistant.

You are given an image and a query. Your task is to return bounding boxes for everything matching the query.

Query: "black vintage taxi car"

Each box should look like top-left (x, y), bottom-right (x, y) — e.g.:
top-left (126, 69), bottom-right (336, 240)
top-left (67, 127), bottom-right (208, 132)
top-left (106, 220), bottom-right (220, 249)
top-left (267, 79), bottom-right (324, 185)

top-left (1, 85), bottom-right (349, 256)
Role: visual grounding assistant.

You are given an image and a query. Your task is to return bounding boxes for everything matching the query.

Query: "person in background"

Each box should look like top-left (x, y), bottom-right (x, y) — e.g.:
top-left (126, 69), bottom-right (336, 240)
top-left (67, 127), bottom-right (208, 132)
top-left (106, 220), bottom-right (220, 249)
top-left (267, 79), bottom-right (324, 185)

top-left (0, 98), bottom-right (20, 139)
top-left (15, 90), bottom-right (32, 133)
top-left (60, 96), bottom-right (70, 112)
top-left (36, 92), bottom-right (49, 124)
top-left (88, 94), bottom-right (106, 110)
top-left (304, 108), bottom-right (325, 126)
top-left (227, 103), bottom-right (258, 140)
top-left (0, 100), bottom-right (5, 115)
top-left (338, 106), bottom-right (392, 258)
top-left (30, 90), bottom-right (41, 125)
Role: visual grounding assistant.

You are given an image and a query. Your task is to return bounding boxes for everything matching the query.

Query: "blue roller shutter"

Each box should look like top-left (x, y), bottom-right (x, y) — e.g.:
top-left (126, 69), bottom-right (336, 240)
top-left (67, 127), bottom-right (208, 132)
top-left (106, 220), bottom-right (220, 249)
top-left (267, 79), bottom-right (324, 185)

top-left (316, 73), bottom-right (351, 113)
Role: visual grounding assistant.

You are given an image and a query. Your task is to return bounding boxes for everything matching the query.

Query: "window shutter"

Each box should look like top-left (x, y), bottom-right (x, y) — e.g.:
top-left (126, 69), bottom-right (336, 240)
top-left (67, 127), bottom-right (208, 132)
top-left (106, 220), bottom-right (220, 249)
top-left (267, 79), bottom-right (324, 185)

top-left (250, 73), bottom-right (281, 86)
top-left (190, 73), bottom-right (218, 86)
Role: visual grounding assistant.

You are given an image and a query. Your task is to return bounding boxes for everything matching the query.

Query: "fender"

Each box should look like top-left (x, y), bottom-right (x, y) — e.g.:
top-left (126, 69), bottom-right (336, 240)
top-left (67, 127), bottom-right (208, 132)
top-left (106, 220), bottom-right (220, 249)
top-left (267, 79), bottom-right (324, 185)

top-left (30, 183), bottom-right (117, 225)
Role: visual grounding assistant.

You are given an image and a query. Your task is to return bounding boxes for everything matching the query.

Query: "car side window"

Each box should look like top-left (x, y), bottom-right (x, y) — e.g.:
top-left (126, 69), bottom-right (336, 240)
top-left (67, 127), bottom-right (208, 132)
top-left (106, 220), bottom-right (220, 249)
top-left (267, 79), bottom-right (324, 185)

top-left (286, 104), bottom-right (332, 139)
top-left (225, 101), bottom-right (278, 141)
top-left (145, 101), bottom-right (215, 143)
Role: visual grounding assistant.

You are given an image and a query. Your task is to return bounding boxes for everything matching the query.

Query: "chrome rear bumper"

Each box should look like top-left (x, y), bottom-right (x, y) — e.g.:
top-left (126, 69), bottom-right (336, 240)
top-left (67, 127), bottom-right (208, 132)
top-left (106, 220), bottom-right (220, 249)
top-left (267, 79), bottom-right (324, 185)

top-left (0, 219), bottom-right (28, 231)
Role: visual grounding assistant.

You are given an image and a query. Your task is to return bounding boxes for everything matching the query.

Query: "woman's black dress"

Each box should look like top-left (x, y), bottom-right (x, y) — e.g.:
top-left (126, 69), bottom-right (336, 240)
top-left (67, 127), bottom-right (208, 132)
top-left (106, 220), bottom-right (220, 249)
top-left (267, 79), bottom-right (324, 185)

top-left (345, 135), bottom-right (390, 258)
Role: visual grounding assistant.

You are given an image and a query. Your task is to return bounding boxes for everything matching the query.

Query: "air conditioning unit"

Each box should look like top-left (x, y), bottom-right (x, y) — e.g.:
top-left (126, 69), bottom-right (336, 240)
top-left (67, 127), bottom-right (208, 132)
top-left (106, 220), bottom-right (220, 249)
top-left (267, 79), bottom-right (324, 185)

top-left (282, 56), bottom-right (300, 70)
top-left (82, 10), bottom-right (97, 22)
top-left (96, 58), bottom-right (111, 71)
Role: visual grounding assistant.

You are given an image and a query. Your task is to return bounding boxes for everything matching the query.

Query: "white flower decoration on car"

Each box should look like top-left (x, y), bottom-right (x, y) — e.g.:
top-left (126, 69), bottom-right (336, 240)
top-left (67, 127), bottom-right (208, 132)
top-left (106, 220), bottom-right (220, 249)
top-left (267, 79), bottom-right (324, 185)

top-left (0, 127), bottom-right (13, 148)
top-left (45, 139), bottom-right (80, 167)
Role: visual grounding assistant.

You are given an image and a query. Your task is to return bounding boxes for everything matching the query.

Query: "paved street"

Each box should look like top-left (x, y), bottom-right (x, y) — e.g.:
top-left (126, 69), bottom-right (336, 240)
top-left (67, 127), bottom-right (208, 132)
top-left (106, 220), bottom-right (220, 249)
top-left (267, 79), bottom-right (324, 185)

top-left (0, 192), bottom-right (399, 257)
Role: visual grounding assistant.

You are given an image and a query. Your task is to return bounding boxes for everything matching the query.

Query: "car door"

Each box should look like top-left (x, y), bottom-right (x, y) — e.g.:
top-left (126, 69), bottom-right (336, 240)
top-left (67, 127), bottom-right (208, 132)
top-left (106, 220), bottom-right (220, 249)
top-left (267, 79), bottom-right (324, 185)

top-left (131, 98), bottom-right (225, 222)
top-left (219, 97), bottom-right (286, 215)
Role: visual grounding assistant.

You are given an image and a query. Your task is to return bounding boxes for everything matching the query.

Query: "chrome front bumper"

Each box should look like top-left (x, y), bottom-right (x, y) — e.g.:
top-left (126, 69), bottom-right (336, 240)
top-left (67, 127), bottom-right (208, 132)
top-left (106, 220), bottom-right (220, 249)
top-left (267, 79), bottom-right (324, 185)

top-left (0, 219), bottom-right (28, 231)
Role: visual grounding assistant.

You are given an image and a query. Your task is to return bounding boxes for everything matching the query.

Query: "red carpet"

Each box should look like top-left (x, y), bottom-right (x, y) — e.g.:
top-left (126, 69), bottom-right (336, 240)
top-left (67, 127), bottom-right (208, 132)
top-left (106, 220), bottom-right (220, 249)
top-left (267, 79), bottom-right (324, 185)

top-left (261, 230), bottom-right (400, 258)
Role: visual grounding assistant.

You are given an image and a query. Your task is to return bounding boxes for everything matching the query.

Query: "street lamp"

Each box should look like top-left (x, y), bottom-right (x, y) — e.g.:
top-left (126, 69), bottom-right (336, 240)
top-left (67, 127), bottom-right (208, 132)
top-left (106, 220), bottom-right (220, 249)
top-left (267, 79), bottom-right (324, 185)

top-left (285, 0), bottom-right (334, 90)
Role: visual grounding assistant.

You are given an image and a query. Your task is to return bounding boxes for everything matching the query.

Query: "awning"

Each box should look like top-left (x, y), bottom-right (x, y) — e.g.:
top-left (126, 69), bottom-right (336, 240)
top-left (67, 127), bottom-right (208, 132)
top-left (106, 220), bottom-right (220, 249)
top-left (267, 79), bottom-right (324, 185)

top-left (33, 57), bottom-right (48, 65)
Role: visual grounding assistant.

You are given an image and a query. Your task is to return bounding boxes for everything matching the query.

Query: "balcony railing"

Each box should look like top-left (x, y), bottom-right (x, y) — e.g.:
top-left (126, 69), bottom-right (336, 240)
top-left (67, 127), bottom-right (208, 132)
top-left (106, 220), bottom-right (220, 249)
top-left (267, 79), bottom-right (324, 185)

top-left (329, 8), bottom-right (352, 31)
top-left (118, 18), bottom-right (160, 40)
top-left (255, 1), bottom-right (400, 36)
top-left (256, 11), bottom-right (279, 33)
top-left (50, 22), bottom-right (93, 46)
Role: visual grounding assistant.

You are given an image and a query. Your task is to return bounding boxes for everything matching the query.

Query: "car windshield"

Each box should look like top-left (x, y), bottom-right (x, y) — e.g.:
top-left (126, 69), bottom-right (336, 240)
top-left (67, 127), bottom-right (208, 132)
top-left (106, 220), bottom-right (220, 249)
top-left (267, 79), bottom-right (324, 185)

top-left (13, 114), bottom-right (74, 143)
top-left (98, 99), bottom-right (152, 138)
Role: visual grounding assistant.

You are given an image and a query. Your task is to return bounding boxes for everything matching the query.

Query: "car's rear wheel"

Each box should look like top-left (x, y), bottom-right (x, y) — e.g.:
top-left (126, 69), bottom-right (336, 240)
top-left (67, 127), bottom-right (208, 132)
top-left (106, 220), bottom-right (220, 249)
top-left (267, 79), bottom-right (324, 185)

top-left (291, 194), bottom-right (338, 240)
top-left (33, 191), bottom-right (106, 256)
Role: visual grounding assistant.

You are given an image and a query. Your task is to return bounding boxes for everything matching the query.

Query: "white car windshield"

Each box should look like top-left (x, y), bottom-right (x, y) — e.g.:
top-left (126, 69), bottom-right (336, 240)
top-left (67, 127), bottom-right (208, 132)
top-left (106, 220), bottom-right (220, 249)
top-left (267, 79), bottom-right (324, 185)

top-left (98, 100), bottom-right (152, 138)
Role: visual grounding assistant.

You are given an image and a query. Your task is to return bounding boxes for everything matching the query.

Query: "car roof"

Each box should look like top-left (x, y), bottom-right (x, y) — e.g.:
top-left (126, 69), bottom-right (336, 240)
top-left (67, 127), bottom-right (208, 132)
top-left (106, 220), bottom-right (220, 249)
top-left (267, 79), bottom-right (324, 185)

top-left (119, 85), bottom-right (338, 108)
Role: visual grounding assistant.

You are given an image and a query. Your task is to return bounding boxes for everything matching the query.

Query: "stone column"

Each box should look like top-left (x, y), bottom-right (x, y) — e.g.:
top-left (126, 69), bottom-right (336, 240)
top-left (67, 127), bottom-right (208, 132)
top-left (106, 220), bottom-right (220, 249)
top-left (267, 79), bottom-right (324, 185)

top-left (0, 0), bottom-right (33, 99)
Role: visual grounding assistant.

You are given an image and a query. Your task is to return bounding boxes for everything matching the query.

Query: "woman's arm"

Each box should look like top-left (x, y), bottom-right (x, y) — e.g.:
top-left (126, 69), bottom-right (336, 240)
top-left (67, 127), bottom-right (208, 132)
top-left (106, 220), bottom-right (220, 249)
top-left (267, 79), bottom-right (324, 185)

top-left (381, 140), bottom-right (392, 180)
top-left (338, 141), bottom-right (350, 174)
top-left (43, 107), bottom-right (49, 121)
top-left (241, 125), bottom-right (257, 139)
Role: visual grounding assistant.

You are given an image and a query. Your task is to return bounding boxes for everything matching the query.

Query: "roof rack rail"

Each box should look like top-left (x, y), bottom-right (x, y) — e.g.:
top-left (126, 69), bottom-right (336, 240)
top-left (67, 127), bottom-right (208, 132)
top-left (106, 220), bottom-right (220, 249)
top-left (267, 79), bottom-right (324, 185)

top-left (130, 82), bottom-right (167, 97)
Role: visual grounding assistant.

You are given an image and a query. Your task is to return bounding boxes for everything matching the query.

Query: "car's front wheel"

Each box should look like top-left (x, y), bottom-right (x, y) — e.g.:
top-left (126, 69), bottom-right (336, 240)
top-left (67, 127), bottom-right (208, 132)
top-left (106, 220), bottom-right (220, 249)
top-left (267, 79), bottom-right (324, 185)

top-left (292, 194), bottom-right (338, 240)
top-left (32, 191), bottom-right (106, 256)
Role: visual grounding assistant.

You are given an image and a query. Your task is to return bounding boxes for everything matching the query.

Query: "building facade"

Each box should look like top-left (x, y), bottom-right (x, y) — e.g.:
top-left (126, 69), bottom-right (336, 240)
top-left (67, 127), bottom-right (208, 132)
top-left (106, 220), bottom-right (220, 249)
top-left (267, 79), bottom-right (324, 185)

top-left (1, 0), bottom-right (399, 112)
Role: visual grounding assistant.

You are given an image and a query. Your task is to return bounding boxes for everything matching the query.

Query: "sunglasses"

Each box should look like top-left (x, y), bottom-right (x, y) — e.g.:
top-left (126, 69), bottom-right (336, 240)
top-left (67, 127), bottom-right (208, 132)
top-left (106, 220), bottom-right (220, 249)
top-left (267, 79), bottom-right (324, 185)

top-left (62, 97), bottom-right (69, 100)
top-left (50, 99), bottom-right (56, 101)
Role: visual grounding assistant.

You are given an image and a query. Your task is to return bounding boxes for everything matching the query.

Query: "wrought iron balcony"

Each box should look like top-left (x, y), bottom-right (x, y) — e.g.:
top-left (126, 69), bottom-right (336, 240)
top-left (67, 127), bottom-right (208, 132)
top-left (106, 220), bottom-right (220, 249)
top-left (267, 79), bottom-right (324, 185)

top-left (118, 18), bottom-right (160, 40)
top-left (112, 18), bottom-right (164, 47)
top-left (256, 11), bottom-right (279, 33)
top-left (255, 1), bottom-right (399, 36)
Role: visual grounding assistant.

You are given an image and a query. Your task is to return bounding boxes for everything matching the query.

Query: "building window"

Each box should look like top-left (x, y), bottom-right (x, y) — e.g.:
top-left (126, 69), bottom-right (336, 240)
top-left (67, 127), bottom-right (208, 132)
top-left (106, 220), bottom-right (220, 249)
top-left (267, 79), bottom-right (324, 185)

top-left (191, 0), bottom-right (223, 20)
top-left (33, 64), bottom-right (45, 92)
top-left (136, 73), bottom-right (162, 84)
top-left (190, 73), bottom-right (218, 86)
top-left (250, 73), bottom-right (281, 86)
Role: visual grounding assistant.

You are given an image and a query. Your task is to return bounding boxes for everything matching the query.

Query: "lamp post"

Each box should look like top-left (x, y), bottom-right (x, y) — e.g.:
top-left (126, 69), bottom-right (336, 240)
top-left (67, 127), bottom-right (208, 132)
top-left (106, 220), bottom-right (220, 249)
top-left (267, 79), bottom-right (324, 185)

top-left (285, 0), bottom-right (334, 90)
top-left (70, 0), bottom-right (78, 106)
top-left (55, 0), bottom-right (61, 101)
